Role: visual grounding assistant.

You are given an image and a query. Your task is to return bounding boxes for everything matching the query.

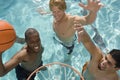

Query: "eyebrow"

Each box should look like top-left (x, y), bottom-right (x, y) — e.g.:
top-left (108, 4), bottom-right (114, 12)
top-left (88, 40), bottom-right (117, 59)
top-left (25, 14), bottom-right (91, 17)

top-left (105, 56), bottom-right (114, 66)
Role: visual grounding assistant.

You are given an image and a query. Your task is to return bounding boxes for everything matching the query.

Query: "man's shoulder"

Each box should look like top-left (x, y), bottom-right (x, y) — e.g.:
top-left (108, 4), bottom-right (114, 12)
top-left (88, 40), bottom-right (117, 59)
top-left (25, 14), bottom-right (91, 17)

top-left (14, 47), bottom-right (27, 58)
top-left (66, 15), bottom-right (76, 23)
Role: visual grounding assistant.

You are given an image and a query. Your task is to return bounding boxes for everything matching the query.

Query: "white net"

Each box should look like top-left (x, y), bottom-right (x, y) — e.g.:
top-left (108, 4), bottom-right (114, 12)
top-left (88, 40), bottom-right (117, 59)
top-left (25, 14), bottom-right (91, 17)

top-left (27, 62), bottom-right (84, 80)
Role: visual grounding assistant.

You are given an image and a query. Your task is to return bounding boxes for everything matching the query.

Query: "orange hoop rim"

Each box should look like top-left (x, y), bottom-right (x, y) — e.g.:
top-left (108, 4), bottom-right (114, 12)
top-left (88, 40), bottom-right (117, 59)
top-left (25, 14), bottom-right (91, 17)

top-left (27, 62), bottom-right (84, 80)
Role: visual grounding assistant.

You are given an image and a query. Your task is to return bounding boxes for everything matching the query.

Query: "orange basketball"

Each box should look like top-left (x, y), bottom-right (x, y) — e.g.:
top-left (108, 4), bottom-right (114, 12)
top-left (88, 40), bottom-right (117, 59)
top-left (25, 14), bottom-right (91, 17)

top-left (0, 20), bottom-right (16, 52)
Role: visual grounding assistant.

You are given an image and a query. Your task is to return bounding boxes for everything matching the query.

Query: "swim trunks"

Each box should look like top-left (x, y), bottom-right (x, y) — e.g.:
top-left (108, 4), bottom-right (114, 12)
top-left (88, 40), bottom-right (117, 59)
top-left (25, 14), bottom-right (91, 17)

top-left (15, 61), bottom-right (43, 80)
top-left (53, 35), bottom-right (77, 54)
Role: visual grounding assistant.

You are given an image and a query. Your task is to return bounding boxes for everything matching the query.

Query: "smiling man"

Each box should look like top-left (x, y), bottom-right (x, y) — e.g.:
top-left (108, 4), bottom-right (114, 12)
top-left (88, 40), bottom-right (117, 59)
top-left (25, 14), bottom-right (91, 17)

top-left (49, 0), bottom-right (103, 54)
top-left (0, 28), bottom-right (44, 80)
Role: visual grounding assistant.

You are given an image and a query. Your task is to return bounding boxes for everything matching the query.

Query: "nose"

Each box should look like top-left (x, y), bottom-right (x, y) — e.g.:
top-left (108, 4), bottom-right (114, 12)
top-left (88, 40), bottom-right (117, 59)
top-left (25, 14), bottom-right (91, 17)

top-left (53, 11), bottom-right (60, 16)
top-left (102, 60), bottom-right (107, 66)
top-left (34, 43), bottom-right (39, 47)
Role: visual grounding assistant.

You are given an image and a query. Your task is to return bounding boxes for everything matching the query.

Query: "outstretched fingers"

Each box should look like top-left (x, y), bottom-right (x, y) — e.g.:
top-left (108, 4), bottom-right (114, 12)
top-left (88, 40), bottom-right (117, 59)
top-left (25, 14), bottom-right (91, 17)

top-left (79, 0), bottom-right (103, 12)
top-left (79, 3), bottom-right (87, 10)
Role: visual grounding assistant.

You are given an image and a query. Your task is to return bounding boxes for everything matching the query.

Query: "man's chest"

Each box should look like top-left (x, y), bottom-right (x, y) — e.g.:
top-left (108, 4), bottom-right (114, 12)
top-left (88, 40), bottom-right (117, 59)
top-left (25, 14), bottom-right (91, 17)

top-left (54, 23), bottom-right (74, 36)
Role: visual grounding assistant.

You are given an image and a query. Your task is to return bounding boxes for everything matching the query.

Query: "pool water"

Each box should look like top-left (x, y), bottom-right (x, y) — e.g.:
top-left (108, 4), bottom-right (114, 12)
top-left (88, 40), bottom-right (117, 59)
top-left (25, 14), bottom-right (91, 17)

top-left (0, 0), bottom-right (120, 80)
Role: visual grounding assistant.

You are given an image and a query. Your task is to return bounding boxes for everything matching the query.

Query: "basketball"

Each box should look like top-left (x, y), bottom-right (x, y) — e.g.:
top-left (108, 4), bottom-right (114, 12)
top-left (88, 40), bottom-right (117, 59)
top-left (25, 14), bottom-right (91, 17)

top-left (0, 20), bottom-right (16, 52)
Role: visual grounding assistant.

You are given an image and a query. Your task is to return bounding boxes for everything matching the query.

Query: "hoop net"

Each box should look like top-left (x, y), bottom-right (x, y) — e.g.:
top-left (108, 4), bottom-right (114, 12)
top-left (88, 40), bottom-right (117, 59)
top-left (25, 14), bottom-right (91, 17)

top-left (27, 62), bottom-right (84, 80)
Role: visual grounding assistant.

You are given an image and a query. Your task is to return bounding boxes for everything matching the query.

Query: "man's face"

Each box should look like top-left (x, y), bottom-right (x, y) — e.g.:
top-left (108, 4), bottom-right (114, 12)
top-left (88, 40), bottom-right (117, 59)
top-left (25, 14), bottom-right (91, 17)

top-left (98, 54), bottom-right (116, 71)
top-left (27, 33), bottom-right (41, 53)
top-left (51, 6), bottom-right (65, 22)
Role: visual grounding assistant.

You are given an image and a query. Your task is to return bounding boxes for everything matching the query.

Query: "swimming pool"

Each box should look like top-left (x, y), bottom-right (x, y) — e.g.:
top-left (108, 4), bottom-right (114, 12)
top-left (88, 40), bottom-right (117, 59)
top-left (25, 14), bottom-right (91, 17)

top-left (0, 0), bottom-right (120, 80)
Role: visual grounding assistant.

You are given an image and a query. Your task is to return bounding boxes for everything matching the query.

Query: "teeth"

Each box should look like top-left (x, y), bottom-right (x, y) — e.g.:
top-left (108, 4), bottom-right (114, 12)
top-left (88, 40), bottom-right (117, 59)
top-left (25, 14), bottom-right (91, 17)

top-left (34, 46), bottom-right (38, 49)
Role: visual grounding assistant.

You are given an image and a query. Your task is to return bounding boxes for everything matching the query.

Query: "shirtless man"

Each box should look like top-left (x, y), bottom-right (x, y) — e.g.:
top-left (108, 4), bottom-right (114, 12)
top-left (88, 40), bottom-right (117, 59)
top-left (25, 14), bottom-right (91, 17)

top-left (74, 24), bottom-right (120, 80)
top-left (0, 28), bottom-right (44, 80)
top-left (49, 0), bottom-right (103, 54)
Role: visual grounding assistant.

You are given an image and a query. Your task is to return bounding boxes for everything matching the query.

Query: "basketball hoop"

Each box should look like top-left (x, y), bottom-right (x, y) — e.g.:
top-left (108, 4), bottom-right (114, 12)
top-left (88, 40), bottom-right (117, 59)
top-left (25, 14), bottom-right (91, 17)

top-left (27, 62), bottom-right (84, 80)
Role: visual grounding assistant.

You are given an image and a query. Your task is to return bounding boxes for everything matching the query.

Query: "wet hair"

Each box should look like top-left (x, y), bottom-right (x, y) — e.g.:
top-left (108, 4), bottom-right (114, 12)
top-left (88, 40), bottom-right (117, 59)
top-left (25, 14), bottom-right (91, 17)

top-left (109, 49), bottom-right (120, 68)
top-left (49, 0), bottom-right (66, 11)
top-left (25, 28), bottom-right (39, 41)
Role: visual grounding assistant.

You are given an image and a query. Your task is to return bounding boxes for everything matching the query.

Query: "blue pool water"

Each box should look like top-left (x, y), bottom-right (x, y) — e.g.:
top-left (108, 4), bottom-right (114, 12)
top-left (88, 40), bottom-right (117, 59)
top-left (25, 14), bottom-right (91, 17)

top-left (0, 0), bottom-right (120, 80)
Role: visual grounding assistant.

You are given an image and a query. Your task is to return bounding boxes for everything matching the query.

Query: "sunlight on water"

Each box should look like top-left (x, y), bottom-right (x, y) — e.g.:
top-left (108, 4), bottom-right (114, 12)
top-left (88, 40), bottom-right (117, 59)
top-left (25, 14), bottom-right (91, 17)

top-left (0, 0), bottom-right (120, 80)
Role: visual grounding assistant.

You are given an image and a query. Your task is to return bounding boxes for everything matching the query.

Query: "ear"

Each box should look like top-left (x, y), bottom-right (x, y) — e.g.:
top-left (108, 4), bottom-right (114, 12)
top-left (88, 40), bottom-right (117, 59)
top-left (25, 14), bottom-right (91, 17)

top-left (115, 67), bottom-right (120, 70)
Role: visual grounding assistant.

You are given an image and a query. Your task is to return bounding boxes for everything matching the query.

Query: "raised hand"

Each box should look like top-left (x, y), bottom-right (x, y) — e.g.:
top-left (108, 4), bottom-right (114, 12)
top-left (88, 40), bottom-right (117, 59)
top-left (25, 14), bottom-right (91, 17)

top-left (74, 23), bottom-right (84, 43)
top-left (79, 0), bottom-right (103, 13)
